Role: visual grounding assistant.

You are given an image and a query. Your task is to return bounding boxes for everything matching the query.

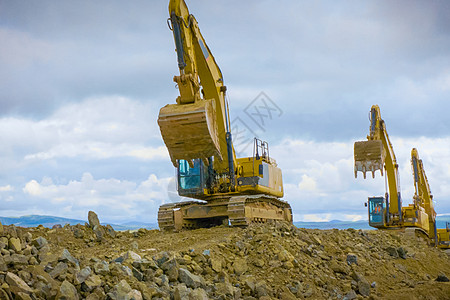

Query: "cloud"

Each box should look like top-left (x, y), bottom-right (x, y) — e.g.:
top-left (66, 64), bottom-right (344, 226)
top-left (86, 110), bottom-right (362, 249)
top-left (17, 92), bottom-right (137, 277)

top-left (20, 172), bottom-right (182, 223)
top-left (301, 214), bottom-right (333, 223)
top-left (24, 144), bottom-right (168, 161)
top-left (0, 96), bottom-right (174, 214)
top-left (2, 1), bottom-right (450, 125)
top-left (127, 147), bottom-right (168, 161)
top-left (0, 28), bottom-right (52, 68)
top-left (23, 180), bottom-right (42, 196)
top-left (0, 96), bottom-right (164, 164)
top-left (0, 1), bottom-right (175, 117)
top-left (297, 213), bottom-right (364, 222)
top-left (298, 175), bottom-right (317, 193)
top-left (0, 185), bottom-right (13, 192)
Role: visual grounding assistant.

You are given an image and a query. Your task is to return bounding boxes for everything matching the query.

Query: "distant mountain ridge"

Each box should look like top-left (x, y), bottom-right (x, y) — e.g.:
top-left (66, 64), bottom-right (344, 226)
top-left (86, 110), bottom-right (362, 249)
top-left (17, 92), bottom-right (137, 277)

top-left (1, 214), bottom-right (449, 231)
top-left (294, 215), bottom-right (450, 230)
top-left (0, 215), bottom-right (86, 227)
top-left (0, 215), bottom-right (158, 231)
top-left (293, 220), bottom-right (371, 230)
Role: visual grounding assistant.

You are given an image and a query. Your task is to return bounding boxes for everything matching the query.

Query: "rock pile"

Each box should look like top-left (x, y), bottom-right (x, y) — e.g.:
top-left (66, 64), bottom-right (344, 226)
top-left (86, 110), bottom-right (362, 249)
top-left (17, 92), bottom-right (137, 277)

top-left (0, 217), bottom-right (449, 299)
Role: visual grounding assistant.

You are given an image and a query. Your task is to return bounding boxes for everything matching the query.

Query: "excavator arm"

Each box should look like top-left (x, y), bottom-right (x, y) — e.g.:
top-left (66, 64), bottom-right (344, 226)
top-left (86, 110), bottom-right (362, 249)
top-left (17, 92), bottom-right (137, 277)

top-left (168, 0), bottom-right (225, 106)
top-left (354, 105), bottom-right (402, 225)
top-left (159, 0), bottom-right (235, 180)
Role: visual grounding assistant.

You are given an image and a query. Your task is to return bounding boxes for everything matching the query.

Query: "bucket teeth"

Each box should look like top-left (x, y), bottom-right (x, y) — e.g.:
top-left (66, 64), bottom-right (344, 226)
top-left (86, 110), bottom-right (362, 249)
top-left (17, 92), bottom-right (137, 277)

top-left (158, 99), bottom-right (222, 166)
top-left (354, 140), bottom-right (385, 178)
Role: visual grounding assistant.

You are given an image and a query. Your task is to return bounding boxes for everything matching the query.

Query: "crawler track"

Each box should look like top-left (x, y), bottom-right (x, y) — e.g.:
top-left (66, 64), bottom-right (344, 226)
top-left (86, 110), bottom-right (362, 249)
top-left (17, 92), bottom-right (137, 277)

top-left (158, 196), bottom-right (292, 231)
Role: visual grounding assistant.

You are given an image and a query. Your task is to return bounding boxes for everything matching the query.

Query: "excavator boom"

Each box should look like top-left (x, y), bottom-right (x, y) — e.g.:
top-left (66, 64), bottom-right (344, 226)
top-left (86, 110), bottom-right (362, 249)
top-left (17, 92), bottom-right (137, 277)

top-left (159, 0), bottom-right (230, 170)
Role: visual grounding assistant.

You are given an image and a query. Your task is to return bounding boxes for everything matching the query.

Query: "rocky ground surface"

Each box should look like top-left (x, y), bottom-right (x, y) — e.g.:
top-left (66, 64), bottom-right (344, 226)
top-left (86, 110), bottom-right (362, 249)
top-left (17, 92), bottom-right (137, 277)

top-left (0, 212), bottom-right (449, 300)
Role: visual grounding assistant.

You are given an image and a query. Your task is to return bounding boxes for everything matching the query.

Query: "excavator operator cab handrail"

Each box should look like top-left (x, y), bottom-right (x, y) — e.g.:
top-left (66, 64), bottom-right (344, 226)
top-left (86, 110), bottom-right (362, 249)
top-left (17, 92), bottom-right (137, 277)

top-left (253, 138), bottom-right (270, 162)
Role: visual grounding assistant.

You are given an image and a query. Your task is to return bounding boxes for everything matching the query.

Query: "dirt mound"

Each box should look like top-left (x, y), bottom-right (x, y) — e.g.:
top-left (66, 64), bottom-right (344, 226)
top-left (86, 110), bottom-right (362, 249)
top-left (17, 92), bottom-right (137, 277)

top-left (0, 218), bottom-right (449, 299)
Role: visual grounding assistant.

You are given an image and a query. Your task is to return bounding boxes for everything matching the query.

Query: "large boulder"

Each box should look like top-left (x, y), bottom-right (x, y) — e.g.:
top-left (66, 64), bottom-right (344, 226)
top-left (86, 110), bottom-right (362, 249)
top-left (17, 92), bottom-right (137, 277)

top-left (50, 262), bottom-right (69, 279)
top-left (233, 258), bottom-right (248, 275)
top-left (57, 280), bottom-right (79, 300)
top-left (75, 267), bottom-right (92, 284)
top-left (81, 274), bottom-right (102, 292)
top-left (358, 280), bottom-right (371, 297)
top-left (4, 254), bottom-right (29, 266)
top-left (132, 266), bottom-right (144, 281)
top-left (88, 211), bottom-right (101, 228)
top-left (59, 249), bottom-right (79, 267)
top-left (115, 251), bottom-right (141, 263)
top-left (73, 227), bottom-right (84, 239)
top-left (94, 260), bottom-right (110, 275)
top-left (174, 284), bottom-right (190, 300)
top-left (6, 272), bottom-right (33, 294)
top-left (9, 237), bottom-right (22, 252)
top-left (161, 258), bottom-right (179, 282)
top-left (106, 224), bottom-right (116, 238)
top-left (107, 280), bottom-right (143, 300)
top-left (93, 225), bottom-right (105, 242)
top-left (178, 268), bottom-right (205, 289)
top-left (210, 257), bottom-right (222, 273)
top-left (32, 236), bottom-right (48, 249)
top-left (191, 288), bottom-right (208, 300)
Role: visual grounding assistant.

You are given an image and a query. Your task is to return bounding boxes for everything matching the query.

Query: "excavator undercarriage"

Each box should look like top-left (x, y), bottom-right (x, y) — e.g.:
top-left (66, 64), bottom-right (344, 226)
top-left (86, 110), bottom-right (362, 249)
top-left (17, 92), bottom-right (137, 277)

top-left (158, 195), bottom-right (292, 231)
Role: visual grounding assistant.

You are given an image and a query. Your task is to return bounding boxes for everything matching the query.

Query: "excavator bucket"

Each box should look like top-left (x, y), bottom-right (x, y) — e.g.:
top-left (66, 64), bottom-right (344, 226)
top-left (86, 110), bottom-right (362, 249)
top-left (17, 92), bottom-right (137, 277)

top-left (158, 99), bottom-right (222, 167)
top-left (354, 140), bottom-right (385, 179)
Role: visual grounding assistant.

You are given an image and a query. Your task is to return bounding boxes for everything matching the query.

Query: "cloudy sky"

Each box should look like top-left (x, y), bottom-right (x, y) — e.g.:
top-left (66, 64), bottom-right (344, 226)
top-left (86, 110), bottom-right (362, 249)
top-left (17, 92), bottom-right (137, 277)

top-left (1, 0), bottom-right (450, 224)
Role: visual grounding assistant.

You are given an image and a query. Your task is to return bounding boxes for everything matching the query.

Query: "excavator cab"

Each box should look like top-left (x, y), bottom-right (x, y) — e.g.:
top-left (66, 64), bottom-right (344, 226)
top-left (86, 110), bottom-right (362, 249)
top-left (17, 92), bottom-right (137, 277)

top-left (368, 197), bottom-right (385, 227)
top-left (177, 159), bottom-right (206, 196)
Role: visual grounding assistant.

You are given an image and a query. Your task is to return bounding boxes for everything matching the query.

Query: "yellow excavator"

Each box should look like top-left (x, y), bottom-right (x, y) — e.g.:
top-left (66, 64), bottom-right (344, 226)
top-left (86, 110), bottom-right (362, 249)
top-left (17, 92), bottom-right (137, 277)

top-left (157, 0), bottom-right (292, 230)
top-left (354, 105), bottom-right (443, 244)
